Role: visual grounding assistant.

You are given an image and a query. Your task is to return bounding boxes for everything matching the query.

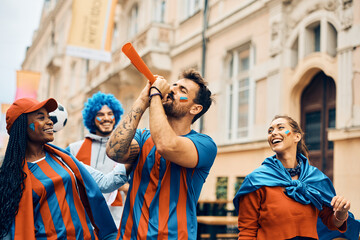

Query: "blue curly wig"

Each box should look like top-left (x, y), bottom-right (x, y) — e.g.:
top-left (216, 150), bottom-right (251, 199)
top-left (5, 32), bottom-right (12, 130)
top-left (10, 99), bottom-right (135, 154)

top-left (82, 91), bottom-right (124, 133)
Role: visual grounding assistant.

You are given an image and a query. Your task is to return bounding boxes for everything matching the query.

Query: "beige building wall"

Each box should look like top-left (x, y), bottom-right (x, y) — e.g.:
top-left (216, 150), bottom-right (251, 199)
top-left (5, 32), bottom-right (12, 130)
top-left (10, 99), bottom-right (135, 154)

top-left (21, 0), bottom-right (360, 217)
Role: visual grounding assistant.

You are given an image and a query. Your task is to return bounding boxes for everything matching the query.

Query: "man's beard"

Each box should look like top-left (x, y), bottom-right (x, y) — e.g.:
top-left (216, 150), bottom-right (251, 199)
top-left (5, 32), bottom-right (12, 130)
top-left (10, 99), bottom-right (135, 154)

top-left (163, 101), bottom-right (187, 119)
top-left (95, 124), bottom-right (113, 136)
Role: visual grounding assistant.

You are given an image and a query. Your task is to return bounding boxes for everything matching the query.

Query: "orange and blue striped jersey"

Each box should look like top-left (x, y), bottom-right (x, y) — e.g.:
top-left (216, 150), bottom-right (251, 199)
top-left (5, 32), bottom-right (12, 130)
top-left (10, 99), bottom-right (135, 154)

top-left (118, 129), bottom-right (217, 240)
top-left (10, 145), bottom-right (117, 239)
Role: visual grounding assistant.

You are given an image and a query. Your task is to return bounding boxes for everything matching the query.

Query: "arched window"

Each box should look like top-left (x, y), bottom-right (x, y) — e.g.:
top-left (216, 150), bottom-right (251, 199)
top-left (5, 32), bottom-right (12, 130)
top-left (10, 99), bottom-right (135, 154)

top-left (305, 21), bottom-right (321, 56)
top-left (289, 19), bottom-right (338, 68)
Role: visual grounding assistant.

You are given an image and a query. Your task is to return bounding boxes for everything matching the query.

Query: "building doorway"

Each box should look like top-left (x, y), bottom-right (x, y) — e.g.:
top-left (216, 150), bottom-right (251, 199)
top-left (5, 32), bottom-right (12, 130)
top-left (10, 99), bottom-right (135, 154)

top-left (301, 71), bottom-right (336, 180)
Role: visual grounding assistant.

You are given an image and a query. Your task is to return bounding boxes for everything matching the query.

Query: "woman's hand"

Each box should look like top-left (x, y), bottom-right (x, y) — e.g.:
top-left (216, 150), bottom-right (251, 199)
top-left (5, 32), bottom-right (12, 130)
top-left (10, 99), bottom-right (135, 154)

top-left (331, 195), bottom-right (350, 226)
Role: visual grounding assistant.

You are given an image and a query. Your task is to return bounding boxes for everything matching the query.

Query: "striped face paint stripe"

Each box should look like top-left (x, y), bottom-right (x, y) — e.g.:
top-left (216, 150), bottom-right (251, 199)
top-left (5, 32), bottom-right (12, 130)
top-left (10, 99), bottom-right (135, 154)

top-left (285, 130), bottom-right (291, 136)
top-left (29, 122), bottom-right (39, 131)
top-left (95, 117), bottom-right (102, 123)
top-left (179, 97), bottom-right (188, 102)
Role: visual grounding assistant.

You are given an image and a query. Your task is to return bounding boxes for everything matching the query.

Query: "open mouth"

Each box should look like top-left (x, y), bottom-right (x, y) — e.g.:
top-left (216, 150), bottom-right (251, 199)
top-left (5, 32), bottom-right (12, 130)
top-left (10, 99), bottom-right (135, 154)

top-left (101, 122), bottom-right (113, 127)
top-left (44, 128), bottom-right (53, 133)
top-left (272, 139), bottom-right (282, 144)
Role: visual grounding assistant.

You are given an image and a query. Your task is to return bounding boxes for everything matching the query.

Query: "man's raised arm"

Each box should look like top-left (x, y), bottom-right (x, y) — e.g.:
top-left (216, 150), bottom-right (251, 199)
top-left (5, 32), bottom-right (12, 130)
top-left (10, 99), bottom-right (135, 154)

top-left (106, 83), bottom-right (150, 163)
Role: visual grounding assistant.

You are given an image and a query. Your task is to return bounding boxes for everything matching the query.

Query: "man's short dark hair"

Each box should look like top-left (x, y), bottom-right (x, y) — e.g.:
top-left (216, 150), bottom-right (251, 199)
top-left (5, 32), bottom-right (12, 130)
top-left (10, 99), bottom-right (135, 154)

top-left (179, 69), bottom-right (213, 123)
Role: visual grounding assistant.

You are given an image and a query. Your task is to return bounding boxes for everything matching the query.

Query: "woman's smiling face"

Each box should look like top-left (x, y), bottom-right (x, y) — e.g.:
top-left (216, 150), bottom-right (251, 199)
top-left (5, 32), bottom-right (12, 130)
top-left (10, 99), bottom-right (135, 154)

top-left (267, 118), bottom-right (300, 154)
top-left (27, 107), bottom-right (54, 144)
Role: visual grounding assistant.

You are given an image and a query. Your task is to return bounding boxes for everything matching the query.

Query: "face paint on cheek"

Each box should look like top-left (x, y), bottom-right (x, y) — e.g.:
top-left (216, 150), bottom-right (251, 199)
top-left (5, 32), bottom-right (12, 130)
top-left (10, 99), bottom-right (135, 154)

top-left (95, 117), bottom-right (102, 123)
top-left (29, 122), bottom-right (39, 131)
top-left (285, 130), bottom-right (291, 136)
top-left (110, 116), bottom-right (115, 120)
top-left (179, 96), bottom-right (188, 102)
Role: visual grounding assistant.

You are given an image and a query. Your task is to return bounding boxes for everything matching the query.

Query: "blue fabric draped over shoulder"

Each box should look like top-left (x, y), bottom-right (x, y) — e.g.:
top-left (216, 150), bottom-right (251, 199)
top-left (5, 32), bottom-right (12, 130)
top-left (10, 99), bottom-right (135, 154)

top-left (233, 154), bottom-right (360, 240)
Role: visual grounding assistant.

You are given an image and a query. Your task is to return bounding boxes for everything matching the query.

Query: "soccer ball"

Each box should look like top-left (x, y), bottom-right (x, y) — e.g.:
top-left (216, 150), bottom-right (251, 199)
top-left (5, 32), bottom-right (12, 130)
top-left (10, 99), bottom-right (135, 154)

top-left (49, 103), bottom-right (68, 132)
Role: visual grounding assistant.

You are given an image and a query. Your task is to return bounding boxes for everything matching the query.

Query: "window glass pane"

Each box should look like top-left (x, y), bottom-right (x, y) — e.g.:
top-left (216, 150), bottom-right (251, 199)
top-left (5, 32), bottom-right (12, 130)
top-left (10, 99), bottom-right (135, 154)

top-left (328, 108), bottom-right (335, 128)
top-left (237, 130), bottom-right (247, 138)
top-left (185, 0), bottom-right (200, 18)
top-left (129, 5), bottom-right (138, 37)
top-left (238, 112), bottom-right (248, 128)
top-left (216, 177), bottom-right (228, 200)
top-left (328, 108), bottom-right (335, 149)
top-left (239, 49), bottom-right (250, 72)
top-left (314, 25), bottom-right (320, 52)
top-left (237, 78), bottom-right (249, 138)
top-left (234, 177), bottom-right (245, 197)
top-left (238, 78), bottom-right (249, 89)
top-left (153, 0), bottom-right (166, 23)
top-left (228, 85), bottom-right (233, 139)
top-left (228, 56), bottom-right (233, 78)
top-left (241, 57), bottom-right (249, 71)
top-left (160, 0), bottom-right (166, 22)
top-left (237, 96), bottom-right (248, 137)
top-left (194, 0), bottom-right (200, 10)
top-left (305, 111), bottom-right (321, 150)
top-left (238, 89), bottom-right (249, 104)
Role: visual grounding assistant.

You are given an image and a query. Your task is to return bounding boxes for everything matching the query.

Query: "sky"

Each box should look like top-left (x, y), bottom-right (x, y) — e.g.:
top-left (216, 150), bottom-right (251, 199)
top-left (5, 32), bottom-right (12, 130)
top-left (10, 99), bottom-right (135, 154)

top-left (0, 0), bottom-right (44, 105)
top-left (0, 0), bottom-right (44, 145)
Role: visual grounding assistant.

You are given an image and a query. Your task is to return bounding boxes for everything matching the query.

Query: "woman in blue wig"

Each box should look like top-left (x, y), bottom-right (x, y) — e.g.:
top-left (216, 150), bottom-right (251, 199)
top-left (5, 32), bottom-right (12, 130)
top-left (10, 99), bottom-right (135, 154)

top-left (233, 115), bottom-right (359, 240)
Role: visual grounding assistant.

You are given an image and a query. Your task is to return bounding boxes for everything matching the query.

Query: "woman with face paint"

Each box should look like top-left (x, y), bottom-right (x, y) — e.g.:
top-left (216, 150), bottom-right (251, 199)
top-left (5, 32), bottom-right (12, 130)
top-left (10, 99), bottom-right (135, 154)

top-left (0, 98), bottom-right (118, 240)
top-left (233, 115), bottom-right (360, 240)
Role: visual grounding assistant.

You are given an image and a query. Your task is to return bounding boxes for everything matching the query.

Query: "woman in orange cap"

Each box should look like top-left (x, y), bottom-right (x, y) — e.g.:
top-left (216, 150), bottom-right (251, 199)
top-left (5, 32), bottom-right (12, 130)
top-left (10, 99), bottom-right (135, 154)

top-left (0, 98), bottom-right (118, 240)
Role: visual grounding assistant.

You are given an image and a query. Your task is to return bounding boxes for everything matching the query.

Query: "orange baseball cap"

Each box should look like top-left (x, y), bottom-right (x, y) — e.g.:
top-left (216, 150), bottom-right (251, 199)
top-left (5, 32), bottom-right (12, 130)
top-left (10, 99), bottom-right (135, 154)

top-left (6, 98), bottom-right (58, 134)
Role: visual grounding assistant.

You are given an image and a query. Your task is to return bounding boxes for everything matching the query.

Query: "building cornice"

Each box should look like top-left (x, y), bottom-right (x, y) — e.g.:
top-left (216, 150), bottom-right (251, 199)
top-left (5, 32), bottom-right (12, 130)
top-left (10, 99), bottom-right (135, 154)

top-left (328, 127), bottom-right (360, 141)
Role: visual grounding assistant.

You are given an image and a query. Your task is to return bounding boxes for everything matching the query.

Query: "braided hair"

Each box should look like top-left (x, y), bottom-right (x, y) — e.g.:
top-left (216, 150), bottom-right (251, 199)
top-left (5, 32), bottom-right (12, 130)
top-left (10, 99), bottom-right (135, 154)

top-left (0, 114), bottom-right (28, 237)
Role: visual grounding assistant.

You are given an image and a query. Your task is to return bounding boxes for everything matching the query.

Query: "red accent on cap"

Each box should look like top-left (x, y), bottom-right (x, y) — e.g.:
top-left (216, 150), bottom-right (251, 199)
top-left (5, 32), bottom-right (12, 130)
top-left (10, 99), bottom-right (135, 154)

top-left (6, 98), bottom-right (58, 134)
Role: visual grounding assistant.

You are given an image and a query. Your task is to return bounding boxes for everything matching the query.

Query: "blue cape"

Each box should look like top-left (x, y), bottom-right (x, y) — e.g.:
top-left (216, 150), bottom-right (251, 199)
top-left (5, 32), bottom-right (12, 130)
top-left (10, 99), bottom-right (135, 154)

top-left (233, 154), bottom-right (360, 240)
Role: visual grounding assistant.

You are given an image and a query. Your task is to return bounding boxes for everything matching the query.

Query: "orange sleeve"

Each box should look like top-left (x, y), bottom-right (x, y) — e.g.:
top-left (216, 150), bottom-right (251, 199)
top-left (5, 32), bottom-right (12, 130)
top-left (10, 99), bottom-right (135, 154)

top-left (237, 189), bottom-right (261, 240)
top-left (319, 205), bottom-right (347, 233)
